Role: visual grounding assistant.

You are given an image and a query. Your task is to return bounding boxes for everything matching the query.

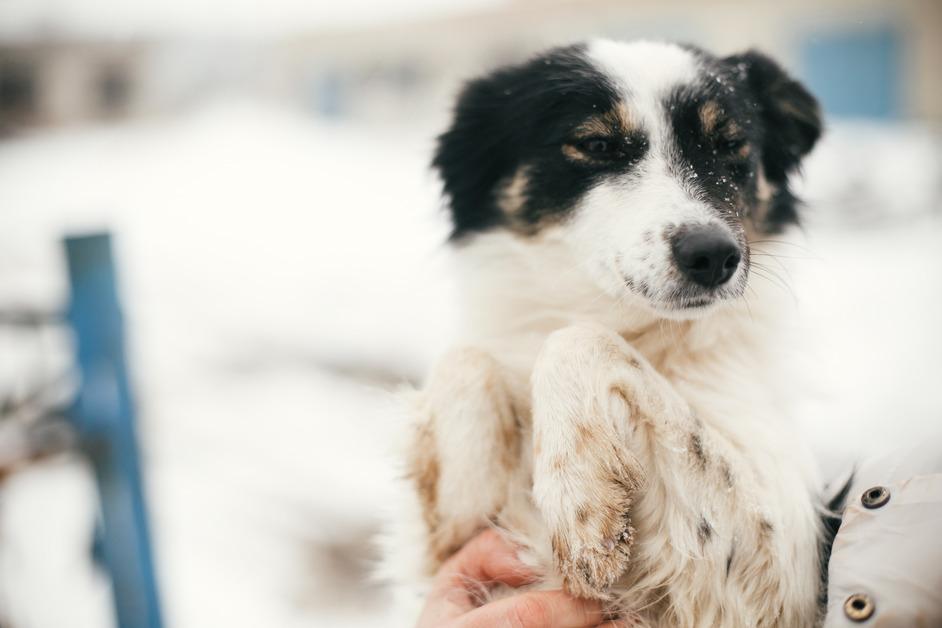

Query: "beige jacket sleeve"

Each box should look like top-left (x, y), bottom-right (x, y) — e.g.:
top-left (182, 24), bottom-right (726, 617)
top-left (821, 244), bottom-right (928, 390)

top-left (824, 445), bottom-right (942, 627)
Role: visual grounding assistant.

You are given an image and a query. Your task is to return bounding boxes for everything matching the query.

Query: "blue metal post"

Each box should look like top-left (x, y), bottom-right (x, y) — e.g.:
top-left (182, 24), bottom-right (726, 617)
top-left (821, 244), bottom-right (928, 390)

top-left (64, 233), bottom-right (164, 628)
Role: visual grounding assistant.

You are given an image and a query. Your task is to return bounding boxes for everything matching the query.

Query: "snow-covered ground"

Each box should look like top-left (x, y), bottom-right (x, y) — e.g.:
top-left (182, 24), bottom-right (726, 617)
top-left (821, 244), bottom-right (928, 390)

top-left (0, 100), bottom-right (940, 627)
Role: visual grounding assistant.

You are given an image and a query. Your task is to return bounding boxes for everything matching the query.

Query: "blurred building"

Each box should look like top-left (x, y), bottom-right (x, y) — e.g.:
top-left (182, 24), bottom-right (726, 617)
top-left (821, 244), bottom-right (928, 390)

top-left (279, 0), bottom-right (942, 123)
top-left (0, 40), bottom-right (145, 133)
top-left (1, 0), bottom-right (940, 133)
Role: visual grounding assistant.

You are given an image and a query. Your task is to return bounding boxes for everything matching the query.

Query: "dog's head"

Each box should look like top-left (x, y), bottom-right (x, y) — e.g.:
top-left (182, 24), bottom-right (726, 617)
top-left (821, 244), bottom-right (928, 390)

top-left (434, 40), bottom-right (821, 318)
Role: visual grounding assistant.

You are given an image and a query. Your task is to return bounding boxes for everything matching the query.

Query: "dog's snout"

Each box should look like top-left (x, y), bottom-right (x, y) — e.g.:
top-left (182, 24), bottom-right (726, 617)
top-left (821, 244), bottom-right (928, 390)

top-left (671, 226), bottom-right (741, 288)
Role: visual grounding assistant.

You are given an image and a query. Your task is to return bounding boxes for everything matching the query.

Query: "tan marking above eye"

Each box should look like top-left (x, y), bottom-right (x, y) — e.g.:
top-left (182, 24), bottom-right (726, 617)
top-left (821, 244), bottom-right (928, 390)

top-left (609, 101), bottom-right (635, 132)
top-left (701, 102), bottom-right (748, 147)
top-left (571, 101), bottom-right (637, 141)
top-left (572, 116), bottom-right (614, 140)
top-left (699, 100), bottom-right (721, 133)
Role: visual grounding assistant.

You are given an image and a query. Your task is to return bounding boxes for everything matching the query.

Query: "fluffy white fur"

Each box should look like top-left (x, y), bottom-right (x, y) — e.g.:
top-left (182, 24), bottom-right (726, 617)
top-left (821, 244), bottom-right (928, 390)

top-left (381, 40), bottom-right (823, 628)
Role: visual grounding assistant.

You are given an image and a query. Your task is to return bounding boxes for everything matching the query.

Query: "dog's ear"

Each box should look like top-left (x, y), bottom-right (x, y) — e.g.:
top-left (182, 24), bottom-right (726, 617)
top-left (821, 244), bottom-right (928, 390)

top-left (433, 69), bottom-right (518, 237)
top-left (725, 51), bottom-right (822, 184)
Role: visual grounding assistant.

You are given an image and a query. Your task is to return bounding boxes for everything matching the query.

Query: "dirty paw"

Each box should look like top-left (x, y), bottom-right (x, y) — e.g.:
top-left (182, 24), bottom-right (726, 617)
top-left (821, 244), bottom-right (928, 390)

top-left (553, 516), bottom-right (634, 599)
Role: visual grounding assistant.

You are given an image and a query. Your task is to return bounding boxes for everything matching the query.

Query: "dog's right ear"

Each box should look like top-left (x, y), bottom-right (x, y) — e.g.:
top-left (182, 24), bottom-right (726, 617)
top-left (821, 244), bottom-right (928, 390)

top-left (433, 69), bottom-right (518, 238)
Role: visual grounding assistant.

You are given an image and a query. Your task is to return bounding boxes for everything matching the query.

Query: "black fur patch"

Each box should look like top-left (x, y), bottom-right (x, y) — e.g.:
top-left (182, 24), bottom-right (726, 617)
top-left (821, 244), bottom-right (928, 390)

top-left (668, 48), bottom-right (822, 234)
top-left (689, 431), bottom-right (708, 468)
top-left (665, 84), bottom-right (761, 227)
top-left (697, 516), bottom-right (714, 545)
top-left (434, 44), bottom-right (646, 239)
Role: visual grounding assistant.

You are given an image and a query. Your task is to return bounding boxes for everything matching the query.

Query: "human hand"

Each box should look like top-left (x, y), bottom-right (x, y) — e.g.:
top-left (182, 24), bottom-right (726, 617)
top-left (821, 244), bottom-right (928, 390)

top-left (416, 529), bottom-right (628, 627)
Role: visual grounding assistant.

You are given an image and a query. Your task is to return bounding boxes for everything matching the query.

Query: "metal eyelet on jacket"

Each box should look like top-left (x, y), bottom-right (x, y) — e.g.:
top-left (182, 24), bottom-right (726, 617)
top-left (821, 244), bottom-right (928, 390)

top-left (844, 593), bottom-right (875, 621)
top-left (861, 486), bottom-right (890, 509)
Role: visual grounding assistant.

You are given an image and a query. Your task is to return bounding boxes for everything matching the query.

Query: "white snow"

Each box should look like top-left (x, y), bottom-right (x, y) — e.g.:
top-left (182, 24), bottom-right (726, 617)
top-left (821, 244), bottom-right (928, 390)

top-left (0, 99), bottom-right (940, 627)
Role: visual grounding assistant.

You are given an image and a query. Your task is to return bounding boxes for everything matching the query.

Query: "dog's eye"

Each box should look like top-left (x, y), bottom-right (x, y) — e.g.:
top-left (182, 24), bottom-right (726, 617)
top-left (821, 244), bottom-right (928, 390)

top-left (579, 138), bottom-right (615, 155)
top-left (721, 137), bottom-right (747, 153)
top-left (567, 133), bottom-right (648, 163)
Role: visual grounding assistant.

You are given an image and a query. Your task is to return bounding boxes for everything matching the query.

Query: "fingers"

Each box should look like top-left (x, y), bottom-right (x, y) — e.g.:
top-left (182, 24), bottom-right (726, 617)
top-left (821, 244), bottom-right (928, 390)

top-left (457, 590), bottom-right (604, 628)
top-left (419, 530), bottom-right (539, 626)
top-left (439, 528), bottom-right (539, 589)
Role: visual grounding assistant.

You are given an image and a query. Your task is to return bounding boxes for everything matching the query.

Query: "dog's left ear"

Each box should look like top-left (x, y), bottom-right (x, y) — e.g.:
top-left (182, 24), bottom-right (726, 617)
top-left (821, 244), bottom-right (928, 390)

top-left (724, 51), bottom-right (822, 184)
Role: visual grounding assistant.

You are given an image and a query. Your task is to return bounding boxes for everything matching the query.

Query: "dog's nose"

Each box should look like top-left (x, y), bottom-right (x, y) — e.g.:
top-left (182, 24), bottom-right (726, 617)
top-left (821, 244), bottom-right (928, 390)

top-left (671, 226), bottom-right (742, 288)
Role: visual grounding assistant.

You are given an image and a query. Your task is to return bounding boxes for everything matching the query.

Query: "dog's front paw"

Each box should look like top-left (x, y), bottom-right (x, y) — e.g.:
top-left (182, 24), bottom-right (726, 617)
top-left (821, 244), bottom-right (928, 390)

top-left (552, 504), bottom-right (635, 599)
top-left (542, 457), bottom-right (642, 599)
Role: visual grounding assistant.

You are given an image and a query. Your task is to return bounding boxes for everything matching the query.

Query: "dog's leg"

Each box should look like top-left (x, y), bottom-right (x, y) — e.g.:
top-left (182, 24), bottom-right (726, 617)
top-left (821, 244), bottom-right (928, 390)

top-left (406, 347), bottom-right (523, 573)
top-left (531, 323), bottom-right (692, 599)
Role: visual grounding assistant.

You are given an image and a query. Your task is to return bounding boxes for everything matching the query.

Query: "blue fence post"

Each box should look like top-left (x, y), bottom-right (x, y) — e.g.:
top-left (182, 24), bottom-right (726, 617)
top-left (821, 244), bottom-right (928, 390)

top-left (64, 233), bottom-right (164, 628)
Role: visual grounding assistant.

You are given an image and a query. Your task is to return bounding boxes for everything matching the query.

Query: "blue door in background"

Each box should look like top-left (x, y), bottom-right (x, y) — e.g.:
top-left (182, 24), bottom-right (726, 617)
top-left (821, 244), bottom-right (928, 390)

top-left (800, 25), bottom-right (902, 119)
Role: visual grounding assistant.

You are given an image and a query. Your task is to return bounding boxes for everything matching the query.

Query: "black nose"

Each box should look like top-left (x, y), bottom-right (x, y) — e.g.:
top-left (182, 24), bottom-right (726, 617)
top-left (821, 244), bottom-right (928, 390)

top-left (671, 226), bottom-right (742, 288)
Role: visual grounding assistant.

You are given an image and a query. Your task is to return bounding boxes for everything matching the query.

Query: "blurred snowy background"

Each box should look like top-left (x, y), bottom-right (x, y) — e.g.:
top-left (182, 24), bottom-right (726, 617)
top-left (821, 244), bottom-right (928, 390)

top-left (0, 0), bottom-right (940, 626)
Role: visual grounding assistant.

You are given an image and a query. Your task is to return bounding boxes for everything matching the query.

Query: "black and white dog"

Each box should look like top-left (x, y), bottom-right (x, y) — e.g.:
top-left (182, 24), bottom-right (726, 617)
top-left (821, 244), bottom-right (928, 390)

top-left (385, 40), bottom-right (824, 627)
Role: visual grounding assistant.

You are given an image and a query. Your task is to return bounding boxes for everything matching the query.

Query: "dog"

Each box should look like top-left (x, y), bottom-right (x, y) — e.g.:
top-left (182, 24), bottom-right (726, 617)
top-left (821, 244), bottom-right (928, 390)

top-left (383, 39), bottom-right (825, 627)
